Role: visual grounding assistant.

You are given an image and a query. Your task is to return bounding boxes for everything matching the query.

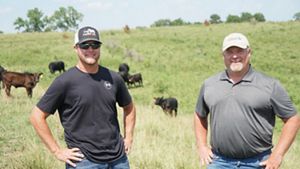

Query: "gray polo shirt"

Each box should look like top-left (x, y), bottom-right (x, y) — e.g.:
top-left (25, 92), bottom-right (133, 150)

top-left (195, 66), bottom-right (297, 158)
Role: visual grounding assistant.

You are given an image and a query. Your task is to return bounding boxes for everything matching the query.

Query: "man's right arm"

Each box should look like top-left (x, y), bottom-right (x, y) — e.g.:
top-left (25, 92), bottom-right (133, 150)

top-left (29, 106), bottom-right (84, 167)
top-left (194, 112), bottom-right (213, 166)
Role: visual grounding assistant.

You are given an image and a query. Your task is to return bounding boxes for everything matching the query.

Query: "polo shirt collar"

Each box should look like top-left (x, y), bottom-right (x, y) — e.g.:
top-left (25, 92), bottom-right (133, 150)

top-left (220, 64), bottom-right (255, 82)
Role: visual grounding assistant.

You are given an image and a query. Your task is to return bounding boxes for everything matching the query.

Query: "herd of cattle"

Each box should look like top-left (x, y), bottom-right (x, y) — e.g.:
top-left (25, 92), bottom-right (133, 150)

top-left (0, 62), bottom-right (178, 117)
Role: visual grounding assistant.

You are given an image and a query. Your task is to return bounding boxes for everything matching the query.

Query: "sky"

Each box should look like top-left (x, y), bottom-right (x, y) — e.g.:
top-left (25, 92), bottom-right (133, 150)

top-left (0, 0), bottom-right (299, 33)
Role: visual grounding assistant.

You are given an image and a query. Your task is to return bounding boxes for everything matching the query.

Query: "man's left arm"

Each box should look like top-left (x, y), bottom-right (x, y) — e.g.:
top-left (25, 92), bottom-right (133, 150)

top-left (122, 102), bottom-right (136, 154)
top-left (260, 113), bottom-right (300, 169)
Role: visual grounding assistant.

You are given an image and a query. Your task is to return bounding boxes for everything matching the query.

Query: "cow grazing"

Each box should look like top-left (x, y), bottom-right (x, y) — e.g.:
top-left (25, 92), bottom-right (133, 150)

top-left (128, 73), bottom-right (143, 87)
top-left (118, 71), bottom-right (130, 85)
top-left (118, 63), bottom-right (130, 73)
top-left (0, 65), bottom-right (6, 89)
top-left (49, 61), bottom-right (65, 74)
top-left (2, 71), bottom-right (43, 97)
top-left (154, 97), bottom-right (178, 117)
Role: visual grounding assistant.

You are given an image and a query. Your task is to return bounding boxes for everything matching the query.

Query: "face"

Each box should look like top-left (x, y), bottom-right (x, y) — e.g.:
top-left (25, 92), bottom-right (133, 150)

top-left (223, 46), bottom-right (251, 73)
top-left (74, 41), bottom-right (101, 66)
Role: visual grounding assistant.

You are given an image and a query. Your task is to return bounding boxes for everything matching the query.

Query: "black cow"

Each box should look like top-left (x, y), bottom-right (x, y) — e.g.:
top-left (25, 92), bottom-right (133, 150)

top-left (128, 73), bottom-right (143, 87)
top-left (0, 65), bottom-right (6, 89)
top-left (2, 71), bottom-right (43, 97)
top-left (154, 97), bottom-right (178, 117)
top-left (118, 71), bottom-right (130, 85)
top-left (118, 63), bottom-right (130, 73)
top-left (49, 61), bottom-right (65, 74)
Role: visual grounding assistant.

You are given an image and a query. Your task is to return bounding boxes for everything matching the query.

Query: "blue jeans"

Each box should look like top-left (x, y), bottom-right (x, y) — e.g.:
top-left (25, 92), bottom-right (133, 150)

top-left (66, 155), bottom-right (130, 169)
top-left (207, 150), bottom-right (271, 169)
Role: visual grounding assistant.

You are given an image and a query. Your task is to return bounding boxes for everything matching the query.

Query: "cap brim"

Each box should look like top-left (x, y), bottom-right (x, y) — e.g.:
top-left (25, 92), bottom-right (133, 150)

top-left (77, 38), bottom-right (102, 45)
top-left (222, 43), bottom-right (248, 52)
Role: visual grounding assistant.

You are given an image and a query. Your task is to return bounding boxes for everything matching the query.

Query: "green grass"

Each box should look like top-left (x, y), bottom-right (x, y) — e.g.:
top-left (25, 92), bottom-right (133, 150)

top-left (0, 22), bottom-right (300, 168)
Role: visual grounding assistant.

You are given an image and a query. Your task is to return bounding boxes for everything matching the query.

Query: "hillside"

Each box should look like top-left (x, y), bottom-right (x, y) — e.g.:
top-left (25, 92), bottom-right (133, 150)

top-left (0, 22), bottom-right (300, 168)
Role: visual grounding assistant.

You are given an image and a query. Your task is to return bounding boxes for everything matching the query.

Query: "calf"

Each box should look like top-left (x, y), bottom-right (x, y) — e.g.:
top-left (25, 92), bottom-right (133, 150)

top-left (49, 61), bottom-right (65, 74)
top-left (128, 73), bottom-right (143, 87)
top-left (2, 71), bottom-right (43, 97)
top-left (154, 97), bottom-right (178, 117)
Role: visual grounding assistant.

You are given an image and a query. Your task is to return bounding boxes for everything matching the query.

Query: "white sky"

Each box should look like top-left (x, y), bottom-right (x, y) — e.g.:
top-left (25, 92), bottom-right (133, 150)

top-left (0, 0), bottom-right (299, 33)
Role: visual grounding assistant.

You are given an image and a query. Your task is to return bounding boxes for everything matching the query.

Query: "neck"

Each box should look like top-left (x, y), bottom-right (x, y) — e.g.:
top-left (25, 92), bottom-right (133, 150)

top-left (76, 62), bottom-right (99, 74)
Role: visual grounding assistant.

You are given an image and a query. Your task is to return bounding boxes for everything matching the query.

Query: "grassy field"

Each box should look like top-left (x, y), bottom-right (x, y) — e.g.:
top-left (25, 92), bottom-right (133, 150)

top-left (0, 22), bottom-right (300, 168)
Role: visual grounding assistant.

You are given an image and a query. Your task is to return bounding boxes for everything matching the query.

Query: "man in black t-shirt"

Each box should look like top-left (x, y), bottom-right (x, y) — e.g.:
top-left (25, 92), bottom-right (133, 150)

top-left (30, 26), bottom-right (136, 169)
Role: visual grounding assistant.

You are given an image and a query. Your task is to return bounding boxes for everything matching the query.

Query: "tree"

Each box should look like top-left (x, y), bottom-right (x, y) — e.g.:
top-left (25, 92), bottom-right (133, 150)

top-left (253, 13), bottom-right (265, 22)
top-left (151, 19), bottom-right (172, 27)
top-left (226, 15), bottom-right (241, 23)
top-left (293, 12), bottom-right (300, 21)
top-left (240, 12), bottom-right (253, 22)
top-left (170, 18), bottom-right (185, 26)
top-left (14, 8), bottom-right (46, 32)
top-left (48, 6), bottom-right (83, 32)
top-left (210, 14), bottom-right (222, 24)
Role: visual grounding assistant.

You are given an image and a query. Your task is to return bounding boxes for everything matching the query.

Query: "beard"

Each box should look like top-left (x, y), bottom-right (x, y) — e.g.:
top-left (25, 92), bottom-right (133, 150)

top-left (230, 62), bottom-right (243, 72)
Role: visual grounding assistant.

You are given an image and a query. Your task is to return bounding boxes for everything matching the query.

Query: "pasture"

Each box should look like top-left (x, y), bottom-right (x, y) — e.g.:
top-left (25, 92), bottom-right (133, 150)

top-left (0, 22), bottom-right (300, 168)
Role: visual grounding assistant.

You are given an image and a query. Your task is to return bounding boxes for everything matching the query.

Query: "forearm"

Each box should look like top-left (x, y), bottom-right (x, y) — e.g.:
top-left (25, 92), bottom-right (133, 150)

top-left (123, 103), bottom-right (136, 140)
top-left (272, 114), bottom-right (300, 157)
top-left (30, 107), bottom-right (60, 154)
top-left (194, 112), bottom-right (208, 147)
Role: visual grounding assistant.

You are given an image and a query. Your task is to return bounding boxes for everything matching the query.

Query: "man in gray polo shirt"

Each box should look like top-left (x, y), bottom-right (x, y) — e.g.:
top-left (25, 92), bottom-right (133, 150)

top-left (194, 32), bottom-right (300, 169)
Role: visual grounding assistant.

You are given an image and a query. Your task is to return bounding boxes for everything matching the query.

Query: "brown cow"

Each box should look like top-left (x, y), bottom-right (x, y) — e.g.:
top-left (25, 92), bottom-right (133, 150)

top-left (2, 71), bottom-right (43, 97)
top-left (128, 73), bottom-right (143, 87)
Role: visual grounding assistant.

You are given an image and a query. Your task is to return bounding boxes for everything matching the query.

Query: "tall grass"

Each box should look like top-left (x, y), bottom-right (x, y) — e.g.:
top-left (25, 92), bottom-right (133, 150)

top-left (1, 22), bottom-right (300, 168)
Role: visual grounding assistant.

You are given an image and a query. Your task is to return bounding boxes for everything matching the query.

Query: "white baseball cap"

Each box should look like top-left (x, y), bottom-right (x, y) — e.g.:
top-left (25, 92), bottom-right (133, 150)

top-left (222, 33), bottom-right (250, 52)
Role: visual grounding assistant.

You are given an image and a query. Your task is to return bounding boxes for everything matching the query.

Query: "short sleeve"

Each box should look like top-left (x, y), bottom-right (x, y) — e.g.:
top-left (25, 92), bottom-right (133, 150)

top-left (270, 80), bottom-right (297, 118)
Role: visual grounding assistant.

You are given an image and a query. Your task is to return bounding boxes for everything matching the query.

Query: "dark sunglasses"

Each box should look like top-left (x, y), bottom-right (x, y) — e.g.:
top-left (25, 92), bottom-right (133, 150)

top-left (78, 43), bottom-right (101, 49)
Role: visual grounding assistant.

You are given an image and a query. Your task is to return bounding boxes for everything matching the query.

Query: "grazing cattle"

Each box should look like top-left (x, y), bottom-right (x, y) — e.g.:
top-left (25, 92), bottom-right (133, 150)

top-left (0, 65), bottom-right (6, 89)
top-left (128, 73), bottom-right (143, 87)
top-left (154, 97), bottom-right (178, 117)
top-left (118, 63), bottom-right (130, 73)
top-left (49, 61), bottom-right (65, 74)
top-left (118, 71), bottom-right (130, 85)
top-left (2, 71), bottom-right (43, 97)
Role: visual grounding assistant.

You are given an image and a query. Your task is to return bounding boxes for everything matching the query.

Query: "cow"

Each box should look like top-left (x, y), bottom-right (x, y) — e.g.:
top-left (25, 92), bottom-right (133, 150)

top-left (0, 65), bottom-right (6, 89)
top-left (118, 63), bottom-right (130, 73)
top-left (118, 71), bottom-right (130, 85)
top-left (2, 71), bottom-right (43, 98)
top-left (49, 61), bottom-right (65, 74)
top-left (154, 97), bottom-right (178, 117)
top-left (128, 73), bottom-right (143, 87)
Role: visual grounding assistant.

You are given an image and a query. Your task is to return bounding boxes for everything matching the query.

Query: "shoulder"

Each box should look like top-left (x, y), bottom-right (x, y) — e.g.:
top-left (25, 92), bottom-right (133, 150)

top-left (252, 69), bottom-right (279, 86)
top-left (99, 66), bottom-right (124, 83)
top-left (203, 71), bottom-right (224, 86)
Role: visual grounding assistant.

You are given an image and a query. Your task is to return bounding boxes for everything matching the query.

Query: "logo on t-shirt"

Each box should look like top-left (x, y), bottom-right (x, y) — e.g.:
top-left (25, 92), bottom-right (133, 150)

top-left (104, 81), bottom-right (112, 90)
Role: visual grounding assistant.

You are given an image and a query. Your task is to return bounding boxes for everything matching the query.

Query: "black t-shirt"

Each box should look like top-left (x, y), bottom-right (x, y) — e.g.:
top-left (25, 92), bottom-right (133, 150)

top-left (37, 66), bottom-right (132, 163)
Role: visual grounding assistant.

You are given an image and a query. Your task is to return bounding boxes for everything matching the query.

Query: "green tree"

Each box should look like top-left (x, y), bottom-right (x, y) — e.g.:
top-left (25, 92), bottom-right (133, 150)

top-left (240, 12), bottom-right (253, 22)
top-left (293, 12), bottom-right (300, 21)
top-left (14, 8), bottom-right (46, 32)
top-left (226, 15), bottom-right (241, 23)
top-left (210, 14), bottom-right (222, 24)
top-left (253, 13), bottom-right (266, 22)
top-left (151, 19), bottom-right (172, 27)
top-left (48, 6), bottom-right (83, 32)
top-left (170, 18), bottom-right (185, 26)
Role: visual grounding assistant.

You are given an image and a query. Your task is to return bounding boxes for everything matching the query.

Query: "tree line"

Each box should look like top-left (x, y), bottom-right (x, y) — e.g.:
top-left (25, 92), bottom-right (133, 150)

top-left (151, 12), bottom-right (300, 27)
top-left (1, 9), bottom-right (300, 33)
